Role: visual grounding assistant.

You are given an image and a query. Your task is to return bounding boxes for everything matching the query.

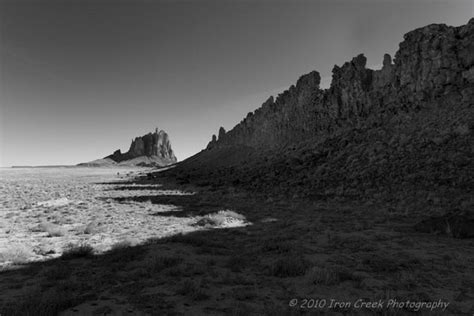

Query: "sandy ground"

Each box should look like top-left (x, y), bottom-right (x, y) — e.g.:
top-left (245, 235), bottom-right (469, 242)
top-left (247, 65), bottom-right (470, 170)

top-left (0, 167), bottom-right (248, 268)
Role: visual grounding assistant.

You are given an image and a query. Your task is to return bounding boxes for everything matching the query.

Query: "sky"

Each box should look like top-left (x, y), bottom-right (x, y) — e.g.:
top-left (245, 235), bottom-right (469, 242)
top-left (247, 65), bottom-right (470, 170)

top-left (0, 0), bottom-right (472, 166)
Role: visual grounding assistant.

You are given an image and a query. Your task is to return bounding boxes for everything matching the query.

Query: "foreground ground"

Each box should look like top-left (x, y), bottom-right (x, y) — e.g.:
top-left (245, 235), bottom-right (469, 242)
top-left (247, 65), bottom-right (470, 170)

top-left (1, 174), bottom-right (473, 315)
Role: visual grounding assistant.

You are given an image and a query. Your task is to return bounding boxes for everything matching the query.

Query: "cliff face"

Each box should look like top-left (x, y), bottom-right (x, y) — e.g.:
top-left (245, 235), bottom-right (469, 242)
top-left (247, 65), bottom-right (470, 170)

top-left (106, 128), bottom-right (177, 165)
top-left (206, 18), bottom-right (473, 152)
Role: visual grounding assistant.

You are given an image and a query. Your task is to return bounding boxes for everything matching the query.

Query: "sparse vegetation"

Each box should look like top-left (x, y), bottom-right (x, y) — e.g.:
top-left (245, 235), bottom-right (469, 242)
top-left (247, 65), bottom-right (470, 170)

top-left (61, 243), bottom-right (94, 260)
top-left (1, 188), bottom-right (473, 315)
top-left (260, 237), bottom-right (295, 254)
top-left (176, 279), bottom-right (209, 301)
top-left (305, 266), bottom-right (357, 286)
top-left (0, 288), bottom-right (82, 316)
top-left (109, 239), bottom-right (133, 251)
top-left (148, 255), bottom-right (184, 273)
top-left (268, 254), bottom-right (311, 277)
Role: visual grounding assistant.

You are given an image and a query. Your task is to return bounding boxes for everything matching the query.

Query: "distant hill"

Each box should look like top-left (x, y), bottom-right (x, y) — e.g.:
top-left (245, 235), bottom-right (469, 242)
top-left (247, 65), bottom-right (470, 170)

top-left (78, 128), bottom-right (177, 167)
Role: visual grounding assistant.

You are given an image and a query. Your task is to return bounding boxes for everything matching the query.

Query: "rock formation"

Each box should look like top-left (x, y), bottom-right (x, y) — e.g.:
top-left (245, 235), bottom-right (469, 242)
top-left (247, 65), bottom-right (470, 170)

top-left (79, 128), bottom-right (177, 167)
top-left (205, 18), bottom-right (473, 152)
top-left (160, 18), bottom-right (473, 212)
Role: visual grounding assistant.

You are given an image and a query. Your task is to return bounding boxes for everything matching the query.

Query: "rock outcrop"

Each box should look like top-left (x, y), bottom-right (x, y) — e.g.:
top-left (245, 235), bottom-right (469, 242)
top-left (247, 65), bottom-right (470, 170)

top-left (79, 128), bottom-right (177, 167)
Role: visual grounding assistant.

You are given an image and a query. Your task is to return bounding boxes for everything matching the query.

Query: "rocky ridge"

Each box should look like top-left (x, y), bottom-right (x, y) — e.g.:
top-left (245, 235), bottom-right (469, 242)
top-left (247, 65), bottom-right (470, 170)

top-left (206, 19), bottom-right (473, 151)
top-left (161, 19), bottom-right (473, 217)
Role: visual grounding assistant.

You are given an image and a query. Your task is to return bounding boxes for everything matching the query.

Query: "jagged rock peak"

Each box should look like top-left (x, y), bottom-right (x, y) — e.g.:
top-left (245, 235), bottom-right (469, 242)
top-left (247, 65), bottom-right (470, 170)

top-left (105, 128), bottom-right (177, 165)
top-left (218, 127), bottom-right (226, 140)
top-left (204, 18), bottom-right (473, 152)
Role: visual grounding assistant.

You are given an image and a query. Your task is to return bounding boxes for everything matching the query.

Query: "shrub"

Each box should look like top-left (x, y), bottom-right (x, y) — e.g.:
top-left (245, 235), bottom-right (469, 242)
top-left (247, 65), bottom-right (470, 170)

top-left (307, 266), bottom-right (343, 286)
top-left (61, 243), bottom-right (94, 259)
top-left (148, 256), bottom-right (184, 273)
top-left (260, 237), bottom-right (295, 254)
top-left (110, 240), bottom-right (133, 251)
top-left (176, 279), bottom-right (209, 301)
top-left (268, 254), bottom-right (310, 277)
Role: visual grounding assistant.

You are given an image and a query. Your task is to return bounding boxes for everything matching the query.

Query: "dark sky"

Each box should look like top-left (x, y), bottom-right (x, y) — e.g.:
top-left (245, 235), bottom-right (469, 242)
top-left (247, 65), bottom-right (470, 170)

top-left (0, 0), bottom-right (472, 166)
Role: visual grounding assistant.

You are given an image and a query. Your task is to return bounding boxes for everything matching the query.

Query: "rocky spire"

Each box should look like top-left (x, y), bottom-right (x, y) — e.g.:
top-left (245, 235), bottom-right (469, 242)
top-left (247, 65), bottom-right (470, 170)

top-left (105, 128), bottom-right (177, 164)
